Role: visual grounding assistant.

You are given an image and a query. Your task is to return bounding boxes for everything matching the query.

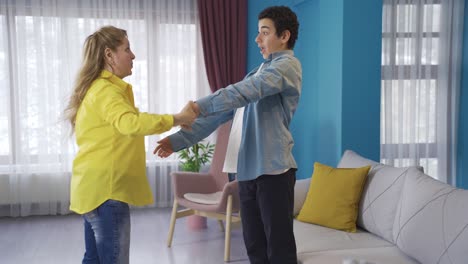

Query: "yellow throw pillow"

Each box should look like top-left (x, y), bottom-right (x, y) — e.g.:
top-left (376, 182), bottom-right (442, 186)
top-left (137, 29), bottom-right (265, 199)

top-left (296, 162), bottom-right (370, 232)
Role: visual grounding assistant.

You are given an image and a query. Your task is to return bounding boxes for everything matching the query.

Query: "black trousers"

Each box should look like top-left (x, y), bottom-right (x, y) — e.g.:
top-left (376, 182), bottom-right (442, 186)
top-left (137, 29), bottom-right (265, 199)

top-left (238, 169), bottom-right (297, 264)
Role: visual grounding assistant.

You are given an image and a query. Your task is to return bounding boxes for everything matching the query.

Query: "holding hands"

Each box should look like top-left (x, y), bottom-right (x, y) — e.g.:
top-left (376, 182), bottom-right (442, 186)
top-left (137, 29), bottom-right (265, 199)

top-left (172, 101), bottom-right (199, 129)
top-left (157, 101), bottom-right (199, 158)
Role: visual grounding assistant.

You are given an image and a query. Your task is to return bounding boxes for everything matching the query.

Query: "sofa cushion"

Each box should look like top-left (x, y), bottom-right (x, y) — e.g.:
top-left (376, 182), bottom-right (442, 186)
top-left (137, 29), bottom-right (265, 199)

top-left (297, 162), bottom-right (370, 232)
top-left (294, 178), bottom-right (311, 216)
top-left (337, 150), bottom-right (380, 168)
top-left (337, 150), bottom-right (422, 243)
top-left (393, 169), bottom-right (468, 264)
top-left (294, 220), bottom-right (393, 254)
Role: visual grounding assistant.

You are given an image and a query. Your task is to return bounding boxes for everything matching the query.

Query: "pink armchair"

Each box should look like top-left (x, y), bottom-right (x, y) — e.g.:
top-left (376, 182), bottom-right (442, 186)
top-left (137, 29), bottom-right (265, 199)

top-left (167, 121), bottom-right (241, 262)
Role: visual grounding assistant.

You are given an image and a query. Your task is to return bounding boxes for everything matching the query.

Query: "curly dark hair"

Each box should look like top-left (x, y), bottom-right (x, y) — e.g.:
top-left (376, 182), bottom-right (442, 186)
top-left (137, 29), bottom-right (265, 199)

top-left (258, 6), bottom-right (299, 49)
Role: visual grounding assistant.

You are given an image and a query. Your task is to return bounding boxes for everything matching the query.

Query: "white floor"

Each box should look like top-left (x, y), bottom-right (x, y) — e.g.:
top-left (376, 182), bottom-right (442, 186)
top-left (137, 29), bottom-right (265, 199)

top-left (0, 208), bottom-right (249, 264)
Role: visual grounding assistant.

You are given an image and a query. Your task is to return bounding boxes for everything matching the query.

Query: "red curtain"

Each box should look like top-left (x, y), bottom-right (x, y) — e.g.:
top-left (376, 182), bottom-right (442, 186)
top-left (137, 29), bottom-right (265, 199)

top-left (197, 0), bottom-right (247, 92)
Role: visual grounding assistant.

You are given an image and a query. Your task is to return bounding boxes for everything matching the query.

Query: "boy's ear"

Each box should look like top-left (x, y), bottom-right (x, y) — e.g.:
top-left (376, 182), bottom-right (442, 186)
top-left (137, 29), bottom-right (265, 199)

top-left (281, 30), bottom-right (291, 45)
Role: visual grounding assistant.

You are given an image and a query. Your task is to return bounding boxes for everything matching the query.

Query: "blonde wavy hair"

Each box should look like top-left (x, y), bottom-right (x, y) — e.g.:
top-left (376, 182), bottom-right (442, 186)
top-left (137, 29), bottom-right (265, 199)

top-left (64, 25), bottom-right (127, 130)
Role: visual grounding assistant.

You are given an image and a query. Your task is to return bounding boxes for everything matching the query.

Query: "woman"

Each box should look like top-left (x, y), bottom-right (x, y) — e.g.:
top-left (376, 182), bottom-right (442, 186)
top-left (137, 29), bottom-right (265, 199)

top-left (64, 25), bottom-right (196, 264)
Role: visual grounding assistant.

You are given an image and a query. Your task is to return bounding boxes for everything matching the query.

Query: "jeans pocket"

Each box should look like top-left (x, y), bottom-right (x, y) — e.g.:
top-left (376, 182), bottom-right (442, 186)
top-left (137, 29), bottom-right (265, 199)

top-left (83, 209), bottom-right (98, 221)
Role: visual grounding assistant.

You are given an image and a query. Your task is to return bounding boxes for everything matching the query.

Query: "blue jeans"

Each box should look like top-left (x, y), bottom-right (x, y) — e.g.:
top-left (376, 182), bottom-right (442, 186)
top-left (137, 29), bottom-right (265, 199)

top-left (82, 199), bottom-right (130, 264)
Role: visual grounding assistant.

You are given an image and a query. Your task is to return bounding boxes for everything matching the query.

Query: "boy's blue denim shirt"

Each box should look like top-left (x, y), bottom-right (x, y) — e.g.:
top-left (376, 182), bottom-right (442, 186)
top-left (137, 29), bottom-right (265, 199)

top-left (169, 50), bottom-right (302, 181)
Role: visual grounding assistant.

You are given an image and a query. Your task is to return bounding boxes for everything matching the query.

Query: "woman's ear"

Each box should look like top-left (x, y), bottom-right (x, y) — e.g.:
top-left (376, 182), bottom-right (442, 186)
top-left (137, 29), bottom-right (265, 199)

top-left (104, 48), bottom-right (114, 64)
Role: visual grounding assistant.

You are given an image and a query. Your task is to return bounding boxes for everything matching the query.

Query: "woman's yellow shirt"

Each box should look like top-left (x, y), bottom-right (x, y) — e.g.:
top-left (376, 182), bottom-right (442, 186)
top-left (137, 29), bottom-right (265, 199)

top-left (70, 70), bottom-right (173, 214)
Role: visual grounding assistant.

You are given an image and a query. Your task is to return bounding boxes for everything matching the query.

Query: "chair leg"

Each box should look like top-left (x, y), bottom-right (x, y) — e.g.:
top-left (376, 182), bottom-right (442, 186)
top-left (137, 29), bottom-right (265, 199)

top-left (167, 199), bottom-right (178, 247)
top-left (218, 220), bottom-right (225, 232)
top-left (224, 195), bottom-right (233, 262)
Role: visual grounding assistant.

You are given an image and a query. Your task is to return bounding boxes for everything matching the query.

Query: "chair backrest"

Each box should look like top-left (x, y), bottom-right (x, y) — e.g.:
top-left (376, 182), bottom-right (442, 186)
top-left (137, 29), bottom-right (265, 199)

top-left (209, 121), bottom-right (232, 190)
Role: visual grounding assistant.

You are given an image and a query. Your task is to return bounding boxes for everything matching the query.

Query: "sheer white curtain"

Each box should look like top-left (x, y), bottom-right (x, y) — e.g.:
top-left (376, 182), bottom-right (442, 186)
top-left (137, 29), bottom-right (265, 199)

top-left (381, 0), bottom-right (464, 184)
top-left (0, 0), bottom-right (210, 217)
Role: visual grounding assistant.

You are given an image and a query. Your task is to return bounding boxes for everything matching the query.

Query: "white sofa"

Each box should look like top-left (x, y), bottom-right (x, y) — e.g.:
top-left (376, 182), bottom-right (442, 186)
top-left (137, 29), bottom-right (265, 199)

top-left (293, 150), bottom-right (468, 264)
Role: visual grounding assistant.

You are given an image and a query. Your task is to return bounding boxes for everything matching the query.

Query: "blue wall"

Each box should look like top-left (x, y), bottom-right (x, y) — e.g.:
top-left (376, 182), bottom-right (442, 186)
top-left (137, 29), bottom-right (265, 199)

top-left (247, 0), bottom-right (382, 179)
top-left (314, 1), bottom-right (344, 167)
top-left (341, 1), bottom-right (382, 163)
top-left (458, 3), bottom-right (468, 189)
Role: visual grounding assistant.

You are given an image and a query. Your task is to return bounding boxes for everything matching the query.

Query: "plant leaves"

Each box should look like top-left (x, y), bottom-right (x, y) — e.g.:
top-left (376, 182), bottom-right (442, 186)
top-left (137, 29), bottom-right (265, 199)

top-left (177, 141), bottom-right (216, 172)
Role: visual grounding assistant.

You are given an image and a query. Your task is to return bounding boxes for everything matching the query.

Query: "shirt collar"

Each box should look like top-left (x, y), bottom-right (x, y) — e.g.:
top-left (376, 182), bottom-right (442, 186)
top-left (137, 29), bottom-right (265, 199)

top-left (100, 70), bottom-right (131, 91)
top-left (267, 50), bottom-right (294, 61)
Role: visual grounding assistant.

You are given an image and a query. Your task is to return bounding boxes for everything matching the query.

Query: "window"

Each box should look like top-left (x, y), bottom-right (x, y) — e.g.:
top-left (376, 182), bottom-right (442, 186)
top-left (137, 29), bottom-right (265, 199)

top-left (381, 0), bottom-right (464, 184)
top-left (0, 0), bottom-right (209, 172)
top-left (0, 0), bottom-right (210, 216)
top-left (381, 0), bottom-right (445, 179)
top-left (0, 15), bottom-right (9, 159)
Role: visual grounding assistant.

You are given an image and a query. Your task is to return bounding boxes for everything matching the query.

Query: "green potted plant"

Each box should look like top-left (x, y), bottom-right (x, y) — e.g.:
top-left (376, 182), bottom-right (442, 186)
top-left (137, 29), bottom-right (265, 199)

top-left (178, 141), bottom-right (215, 173)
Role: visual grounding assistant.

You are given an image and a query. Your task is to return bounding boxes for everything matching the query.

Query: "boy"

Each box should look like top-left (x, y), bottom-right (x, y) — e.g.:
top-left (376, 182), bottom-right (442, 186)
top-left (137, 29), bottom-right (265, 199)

top-left (155, 6), bottom-right (301, 263)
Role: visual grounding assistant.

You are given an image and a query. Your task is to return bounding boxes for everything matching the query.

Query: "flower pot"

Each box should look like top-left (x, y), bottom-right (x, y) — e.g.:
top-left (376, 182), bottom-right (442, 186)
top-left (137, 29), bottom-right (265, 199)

top-left (187, 215), bottom-right (207, 230)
